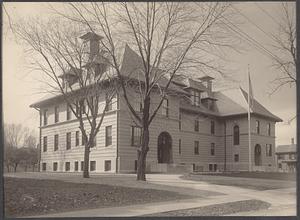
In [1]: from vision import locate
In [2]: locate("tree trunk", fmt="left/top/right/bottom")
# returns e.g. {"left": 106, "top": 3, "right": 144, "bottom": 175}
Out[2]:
{"left": 83, "top": 143, "right": 90, "bottom": 178}
{"left": 137, "top": 96, "right": 150, "bottom": 181}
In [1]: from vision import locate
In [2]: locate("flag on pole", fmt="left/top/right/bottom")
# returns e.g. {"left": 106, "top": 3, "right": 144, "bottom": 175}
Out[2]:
{"left": 247, "top": 64, "right": 253, "bottom": 172}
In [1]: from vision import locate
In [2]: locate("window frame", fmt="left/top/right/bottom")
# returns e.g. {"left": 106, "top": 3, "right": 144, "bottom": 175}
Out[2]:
{"left": 194, "top": 141, "right": 199, "bottom": 155}
{"left": 234, "top": 154, "right": 239, "bottom": 162}
{"left": 42, "top": 162, "right": 46, "bottom": 171}
{"left": 75, "top": 131, "right": 79, "bottom": 146}
{"left": 54, "top": 106, "right": 59, "bottom": 123}
{"left": 90, "top": 161, "right": 96, "bottom": 171}
{"left": 54, "top": 134, "right": 59, "bottom": 151}
{"left": 105, "top": 126, "right": 112, "bottom": 146}
{"left": 162, "top": 98, "right": 169, "bottom": 117}
{"left": 43, "top": 136, "right": 47, "bottom": 152}
{"left": 267, "top": 123, "right": 271, "bottom": 136}
{"left": 104, "top": 160, "right": 111, "bottom": 171}
{"left": 65, "top": 162, "right": 70, "bottom": 171}
{"left": 210, "top": 143, "right": 215, "bottom": 156}
{"left": 53, "top": 162, "right": 58, "bottom": 171}
{"left": 256, "top": 120, "right": 260, "bottom": 134}
{"left": 66, "top": 104, "right": 72, "bottom": 121}
{"left": 131, "top": 126, "right": 142, "bottom": 146}
{"left": 66, "top": 132, "right": 71, "bottom": 150}
{"left": 43, "top": 109, "right": 48, "bottom": 126}
{"left": 194, "top": 119, "right": 199, "bottom": 132}
{"left": 74, "top": 161, "right": 79, "bottom": 171}
{"left": 233, "top": 125, "right": 240, "bottom": 145}
{"left": 179, "top": 139, "right": 182, "bottom": 155}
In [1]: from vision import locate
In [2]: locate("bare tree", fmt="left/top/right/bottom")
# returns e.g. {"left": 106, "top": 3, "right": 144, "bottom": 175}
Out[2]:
{"left": 270, "top": 3, "right": 296, "bottom": 95}
{"left": 9, "top": 17, "right": 117, "bottom": 178}
{"left": 59, "top": 2, "right": 239, "bottom": 180}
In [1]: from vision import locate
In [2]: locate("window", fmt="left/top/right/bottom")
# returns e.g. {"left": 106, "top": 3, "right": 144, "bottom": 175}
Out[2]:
{"left": 54, "top": 106, "right": 59, "bottom": 123}
{"left": 43, "top": 136, "right": 47, "bottom": 152}
{"left": 233, "top": 125, "right": 240, "bottom": 145}
{"left": 75, "top": 131, "right": 79, "bottom": 146}
{"left": 90, "top": 161, "right": 96, "bottom": 171}
{"left": 266, "top": 144, "right": 272, "bottom": 156}
{"left": 209, "top": 164, "right": 213, "bottom": 172}
{"left": 267, "top": 123, "right": 271, "bottom": 136}
{"left": 179, "top": 139, "right": 182, "bottom": 155}
{"left": 81, "top": 161, "right": 84, "bottom": 171}
{"left": 65, "top": 162, "right": 70, "bottom": 171}
{"left": 234, "top": 154, "right": 239, "bottom": 162}
{"left": 66, "top": 104, "right": 71, "bottom": 120}
{"left": 194, "top": 119, "right": 199, "bottom": 132}
{"left": 210, "top": 143, "right": 215, "bottom": 156}
{"left": 256, "top": 120, "right": 260, "bottom": 134}
{"left": 179, "top": 112, "right": 181, "bottom": 130}
{"left": 134, "top": 160, "right": 138, "bottom": 172}
{"left": 105, "top": 160, "right": 111, "bottom": 171}
{"left": 42, "top": 163, "right": 46, "bottom": 171}
{"left": 66, "top": 132, "right": 71, "bottom": 150}
{"left": 105, "top": 93, "right": 113, "bottom": 111}
{"left": 74, "top": 161, "right": 78, "bottom": 171}
{"left": 194, "top": 141, "right": 199, "bottom": 155}
{"left": 191, "top": 90, "right": 201, "bottom": 106}
{"left": 131, "top": 126, "right": 141, "bottom": 146}
{"left": 105, "top": 126, "right": 112, "bottom": 146}
{"left": 278, "top": 163, "right": 282, "bottom": 169}
{"left": 53, "top": 162, "right": 58, "bottom": 171}
{"left": 82, "top": 131, "right": 86, "bottom": 146}
{"left": 289, "top": 153, "right": 295, "bottom": 160}
{"left": 162, "top": 98, "right": 169, "bottom": 117}
{"left": 278, "top": 154, "right": 284, "bottom": 160}
{"left": 54, "top": 134, "right": 59, "bottom": 151}
{"left": 211, "top": 121, "right": 215, "bottom": 134}
{"left": 43, "top": 109, "right": 48, "bottom": 126}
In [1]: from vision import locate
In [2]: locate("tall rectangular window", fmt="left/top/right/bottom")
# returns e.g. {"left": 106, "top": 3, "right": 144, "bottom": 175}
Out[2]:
{"left": 266, "top": 144, "right": 272, "bottom": 156}
{"left": 75, "top": 131, "right": 79, "bottom": 146}
{"left": 43, "top": 109, "right": 48, "bottom": 126}
{"left": 105, "top": 160, "right": 111, "bottom": 171}
{"left": 162, "top": 98, "right": 169, "bottom": 117}
{"left": 131, "top": 126, "right": 142, "bottom": 146}
{"left": 105, "top": 93, "right": 113, "bottom": 111}
{"left": 194, "top": 90, "right": 201, "bottom": 106}
{"left": 91, "top": 135, "right": 97, "bottom": 148}
{"left": 234, "top": 154, "right": 239, "bottom": 162}
{"left": 90, "top": 161, "right": 96, "bottom": 171}
{"left": 54, "top": 134, "right": 59, "bottom": 151}
{"left": 179, "top": 112, "right": 182, "bottom": 130}
{"left": 256, "top": 120, "right": 260, "bottom": 134}
{"left": 66, "top": 132, "right": 71, "bottom": 150}
{"left": 194, "top": 119, "right": 199, "bottom": 132}
{"left": 66, "top": 104, "right": 71, "bottom": 120}
{"left": 267, "top": 123, "right": 271, "bottom": 136}
{"left": 42, "top": 163, "right": 46, "bottom": 171}
{"left": 210, "top": 143, "right": 215, "bottom": 156}
{"left": 81, "top": 161, "right": 84, "bottom": 171}
{"left": 65, "top": 162, "right": 70, "bottom": 171}
{"left": 211, "top": 121, "right": 215, "bottom": 134}
{"left": 82, "top": 131, "right": 86, "bottom": 146}
{"left": 53, "top": 162, "right": 58, "bottom": 171}
{"left": 194, "top": 141, "right": 199, "bottom": 155}
{"left": 74, "top": 161, "right": 78, "bottom": 171}
{"left": 105, "top": 126, "right": 112, "bottom": 146}
{"left": 54, "top": 106, "right": 59, "bottom": 123}
{"left": 179, "top": 139, "right": 181, "bottom": 155}
{"left": 43, "top": 136, "right": 47, "bottom": 152}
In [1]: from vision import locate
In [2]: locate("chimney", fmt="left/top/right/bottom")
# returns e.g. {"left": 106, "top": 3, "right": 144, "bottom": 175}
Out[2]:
{"left": 291, "top": 138, "right": 294, "bottom": 145}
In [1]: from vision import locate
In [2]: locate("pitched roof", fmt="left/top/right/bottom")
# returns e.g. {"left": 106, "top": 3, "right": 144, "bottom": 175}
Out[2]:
{"left": 214, "top": 87, "right": 282, "bottom": 122}
{"left": 276, "top": 144, "right": 297, "bottom": 153}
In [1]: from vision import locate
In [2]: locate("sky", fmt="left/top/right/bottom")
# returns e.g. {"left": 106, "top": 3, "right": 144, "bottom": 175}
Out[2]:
{"left": 2, "top": 2, "right": 296, "bottom": 145}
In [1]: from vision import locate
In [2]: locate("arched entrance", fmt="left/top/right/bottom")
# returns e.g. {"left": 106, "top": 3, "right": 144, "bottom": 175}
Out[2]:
{"left": 157, "top": 132, "right": 172, "bottom": 163}
{"left": 254, "top": 144, "right": 262, "bottom": 166}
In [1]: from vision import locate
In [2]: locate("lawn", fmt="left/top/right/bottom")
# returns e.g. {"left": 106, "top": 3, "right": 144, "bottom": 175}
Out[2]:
{"left": 181, "top": 173, "right": 296, "bottom": 190}
{"left": 145, "top": 199, "right": 271, "bottom": 216}
{"left": 4, "top": 177, "right": 191, "bottom": 217}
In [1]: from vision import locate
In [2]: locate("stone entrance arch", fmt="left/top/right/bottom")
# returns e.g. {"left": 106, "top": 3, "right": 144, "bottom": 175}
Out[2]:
{"left": 157, "top": 132, "right": 172, "bottom": 163}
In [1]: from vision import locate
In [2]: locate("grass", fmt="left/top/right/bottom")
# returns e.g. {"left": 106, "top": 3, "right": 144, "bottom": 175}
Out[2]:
{"left": 144, "top": 199, "right": 271, "bottom": 216}
{"left": 4, "top": 177, "right": 191, "bottom": 217}
{"left": 181, "top": 173, "right": 296, "bottom": 190}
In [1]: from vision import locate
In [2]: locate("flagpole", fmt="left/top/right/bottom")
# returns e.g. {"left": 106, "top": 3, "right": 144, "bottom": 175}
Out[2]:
{"left": 248, "top": 64, "right": 252, "bottom": 172}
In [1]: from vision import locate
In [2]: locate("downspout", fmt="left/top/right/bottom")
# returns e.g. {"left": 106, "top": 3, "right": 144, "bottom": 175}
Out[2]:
{"left": 116, "top": 92, "right": 119, "bottom": 173}
{"left": 34, "top": 107, "right": 42, "bottom": 172}
{"left": 224, "top": 120, "right": 227, "bottom": 172}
